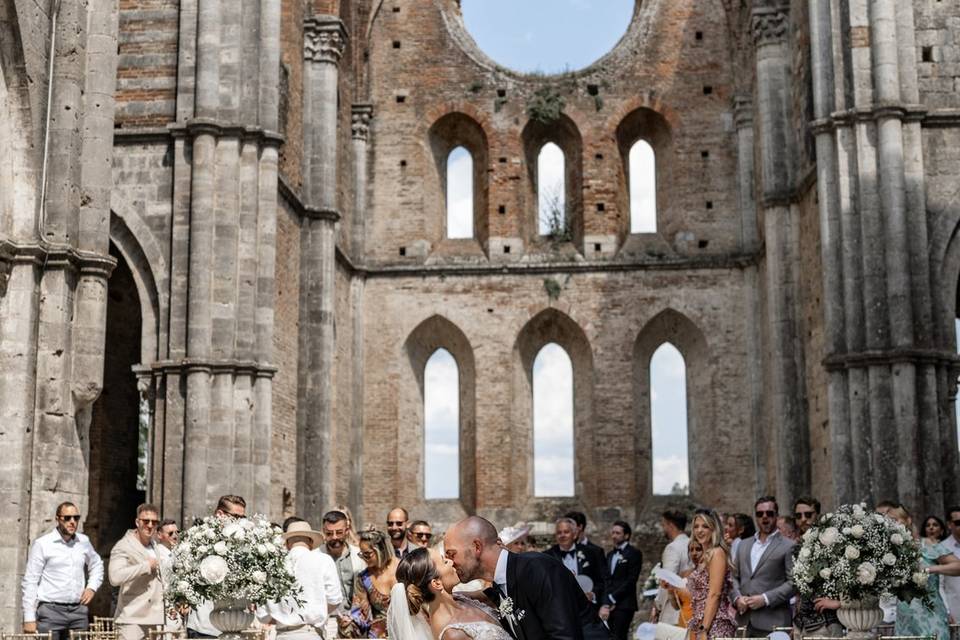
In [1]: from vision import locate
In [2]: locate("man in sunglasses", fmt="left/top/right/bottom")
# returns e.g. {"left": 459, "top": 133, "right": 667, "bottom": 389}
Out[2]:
{"left": 386, "top": 507, "right": 411, "bottom": 558}
{"left": 731, "top": 495, "right": 796, "bottom": 637}
{"left": 21, "top": 501, "right": 104, "bottom": 640}
{"left": 109, "top": 503, "right": 165, "bottom": 640}
{"left": 407, "top": 520, "right": 433, "bottom": 550}
{"left": 188, "top": 494, "right": 246, "bottom": 638}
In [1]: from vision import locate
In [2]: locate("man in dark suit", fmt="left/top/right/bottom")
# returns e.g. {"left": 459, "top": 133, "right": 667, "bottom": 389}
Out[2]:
{"left": 732, "top": 495, "right": 796, "bottom": 637}
{"left": 599, "top": 521, "right": 642, "bottom": 640}
{"left": 444, "top": 516, "right": 611, "bottom": 640}
{"left": 566, "top": 511, "right": 606, "bottom": 561}
{"left": 545, "top": 517, "right": 608, "bottom": 607}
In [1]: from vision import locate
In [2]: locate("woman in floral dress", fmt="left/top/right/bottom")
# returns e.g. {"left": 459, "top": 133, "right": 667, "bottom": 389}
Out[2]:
{"left": 685, "top": 510, "right": 738, "bottom": 640}
{"left": 340, "top": 529, "right": 399, "bottom": 638}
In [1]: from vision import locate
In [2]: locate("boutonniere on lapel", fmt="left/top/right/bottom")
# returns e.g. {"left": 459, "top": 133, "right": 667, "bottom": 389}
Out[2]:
{"left": 616, "top": 556, "right": 628, "bottom": 565}
{"left": 577, "top": 550, "right": 589, "bottom": 568}
{"left": 498, "top": 597, "right": 526, "bottom": 623}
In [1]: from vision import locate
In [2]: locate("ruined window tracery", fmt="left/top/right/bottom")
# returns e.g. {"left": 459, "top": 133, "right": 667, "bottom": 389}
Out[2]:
{"left": 424, "top": 348, "right": 460, "bottom": 499}
{"left": 629, "top": 139, "right": 657, "bottom": 233}
{"left": 446, "top": 146, "right": 474, "bottom": 239}
{"left": 533, "top": 341, "right": 575, "bottom": 496}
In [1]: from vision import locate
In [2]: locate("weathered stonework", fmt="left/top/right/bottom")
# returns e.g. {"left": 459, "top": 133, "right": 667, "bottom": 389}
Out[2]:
{"left": 3, "top": 0, "right": 960, "bottom": 629}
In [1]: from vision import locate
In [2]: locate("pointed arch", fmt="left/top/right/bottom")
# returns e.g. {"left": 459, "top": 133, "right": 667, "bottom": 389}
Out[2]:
{"left": 401, "top": 315, "right": 477, "bottom": 516}
{"left": 428, "top": 112, "right": 489, "bottom": 245}
{"left": 633, "top": 309, "right": 711, "bottom": 504}
{"left": 512, "top": 308, "right": 596, "bottom": 504}
{"left": 522, "top": 114, "right": 584, "bottom": 248}
{"left": 616, "top": 107, "right": 672, "bottom": 240}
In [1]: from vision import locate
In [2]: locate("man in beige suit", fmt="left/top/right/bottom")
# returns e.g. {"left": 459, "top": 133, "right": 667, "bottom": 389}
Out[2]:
{"left": 109, "top": 503, "right": 165, "bottom": 640}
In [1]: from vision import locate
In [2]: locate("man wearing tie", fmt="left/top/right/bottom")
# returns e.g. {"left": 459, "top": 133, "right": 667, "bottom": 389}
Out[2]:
{"left": 599, "top": 522, "right": 642, "bottom": 640}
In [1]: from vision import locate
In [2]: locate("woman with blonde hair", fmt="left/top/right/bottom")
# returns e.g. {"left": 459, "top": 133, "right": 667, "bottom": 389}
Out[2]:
{"left": 339, "top": 529, "right": 398, "bottom": 638}
{"left": 685, "top": 509, "right": 737, "bottom": 639}
{"left": 336, "top": 504, "right": 362, "bottom": 548}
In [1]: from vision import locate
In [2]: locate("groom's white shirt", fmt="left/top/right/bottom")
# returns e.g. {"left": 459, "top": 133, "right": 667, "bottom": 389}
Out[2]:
{"left": 494, "top": 548, "right": 509, "bottom": 597}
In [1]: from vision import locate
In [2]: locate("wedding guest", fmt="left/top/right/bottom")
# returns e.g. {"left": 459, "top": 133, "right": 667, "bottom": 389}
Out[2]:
{"left": 793, "top": 497, "right": 820, "bottom": 535}
{"left": 187, "top": 494, "right": 246, "bottom": 638}
{"left": 888, "top": 504, "right": 960, "bottom": 640}
{"left": 154, "top": 518, "right": 182, "bottom": 632}
{"left": 282, "top": 516, "right": 306, "bottom": 531}
{"left": 922, "top": 516, "right": 948, "bottom": 547}
{"left": 21, "top": 502, "right": 104, "bottom": 640}
{"left": 386, "top": 508, "right": 412, "bottom": 559}
{"left": 600, "top": 521, "right": 642, "bottom": 640}
{"left": 407, "top": 520, "right": 433, "bottom": 550}
{"left": 732, "top": 496, "right": 795, "bottom": 637}
{"left": 942, "top": 506, "right": 960, "bottom": 621}
{"left": 339, "top": 529, "right": 398, "bottom": 638}
{"left": 777, "top": 516, "right": 799, "bottom": 541}
{"left": 652, "top": 510, "right": 692, "bottom": 625}
{"left": 320, "top": 511, "right": 365, "bottom": 604}
{"left": 724, "top": 514, "right": 754, "bottom": 562}
{"left": 566, "top": 510, "right": 606, "bottom": 559}
{"left": 109, "top": 504, "right": 165, "bottom": 640}
{"left": 498, "top": 523, "right": 531, "bottom": 553}
{"left": 685, "top": 510, "right": 737, "bottom": 639}
{"left": 335, "top": 504, "right": 361, "bottom": 548}
{"left": 155, "top": 519, "right": 179, "bottom": 550}
{"left": 259, "top": 520, "right": 342, "bottom": 640}
{"left": 545, "top": 517, "right": 606, "bottom": 605}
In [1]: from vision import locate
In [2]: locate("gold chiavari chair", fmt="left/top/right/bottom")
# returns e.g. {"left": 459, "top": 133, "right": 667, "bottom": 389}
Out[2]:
{"left": 0, "top": 633, "right": 54, "bottom": 640}
{"left": 878, "top": 636, "right": 937, "bottom": 640}
{"left": 147, "top": 627, "right": 186, "bottom": 640}
{"left": 949, "top": 623, "right": 960, "bottom": 640}
{"left": 877, "top": 624, "right": 897, "bottom": 637}
{"left": 92, "top": 618, "right": 115, "bottom": 633}
{"left": 68, "top": 631, "right": 115, "bottom": 640}
{"left": 240, "top": 628, "right": 268, "bottom": 640}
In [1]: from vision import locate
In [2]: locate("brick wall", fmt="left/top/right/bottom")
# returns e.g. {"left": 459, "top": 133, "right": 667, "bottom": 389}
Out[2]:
{"left": 115, "top": 0, "right": 179, "bottom": 127}
{"left": 915, "top": 0, "right": 960, "bottom": 108}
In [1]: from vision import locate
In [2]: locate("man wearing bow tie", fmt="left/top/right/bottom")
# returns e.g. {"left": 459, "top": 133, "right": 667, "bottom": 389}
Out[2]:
{"left": 545, "top": 517, "right": 607, "bottom": 608}
{"left": 600, "top": 522, "right": 642, "bottom": 640}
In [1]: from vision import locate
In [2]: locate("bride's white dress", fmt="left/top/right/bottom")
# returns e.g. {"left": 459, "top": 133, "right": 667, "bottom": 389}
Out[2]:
{"left": 439, "top": 595, "right": 512, "bottom": 640}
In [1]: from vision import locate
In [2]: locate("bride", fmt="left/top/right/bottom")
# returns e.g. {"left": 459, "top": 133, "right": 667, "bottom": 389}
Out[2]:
{"left": 387, "top": 547, "right": 511, "bottom": 640}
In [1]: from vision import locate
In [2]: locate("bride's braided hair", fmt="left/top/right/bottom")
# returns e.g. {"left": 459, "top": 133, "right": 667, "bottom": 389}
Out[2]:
{"left": 395, "top": 547, "right": 438, "bottom": 615}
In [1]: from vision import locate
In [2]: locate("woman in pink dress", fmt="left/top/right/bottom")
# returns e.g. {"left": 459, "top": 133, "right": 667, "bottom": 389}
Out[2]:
{"left": 686, "top": 509, "right": 738, "bottom": 640}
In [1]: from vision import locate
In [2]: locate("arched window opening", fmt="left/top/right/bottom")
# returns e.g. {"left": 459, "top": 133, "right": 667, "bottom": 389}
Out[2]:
{"left": 533, "top": 342, "right": 574, "bottom": 496}
{"left": 651, "top": 342, "right": 689, "bottom": 495}
{"left": 424, "top": 348, "right": 460, "bottom": 499}
{"left": 537, "top": 142, "right": 566, "bottom": 236}
{"left": 446, "top": 146, "right": 474, "bottom": 239}
{"left": 629, "top": 139, "right": 657, "bottom": 233}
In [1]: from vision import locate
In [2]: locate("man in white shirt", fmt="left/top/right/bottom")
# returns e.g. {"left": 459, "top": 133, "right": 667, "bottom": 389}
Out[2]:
{"left": 154, "top": 518, "right": 182, "bottom": 631}
{"left": 109, "top": 504, "right": 166, "bottom": 640}
{"left": 318, "top": 510, "right": 364, "bottom": 639}
{"left": 942, "top": 506, "right": 960, "bottom": 620}
{"left": 187, "top": 495, "right": 247, "bottom": 638}
{"left": 21, "top": 501, "right": 105, "bottom": 640}
{"left": 652, "top": 509, "right": 691, "bottom": 625}
{"left": 259, "top": 520, "right": 342, "bottom": 640}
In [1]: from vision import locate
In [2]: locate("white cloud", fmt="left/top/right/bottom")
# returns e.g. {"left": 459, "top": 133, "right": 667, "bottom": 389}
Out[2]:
{"left": 425, "top": 349, "right": 460, "bottom": 499}
{"left": 651, "top": 343, "right": 689, "bottom": 493}
{"left": 446, "top": 147, "right": 474, "bottom": 239}
{"left": 653, "top": 454, "right": 689, "bottom": 495}
{"left": 534, "top": 343, "right": 574, "bottom": 496}
{"left": 629, "top": 140, "right": 657, "bottom": 233}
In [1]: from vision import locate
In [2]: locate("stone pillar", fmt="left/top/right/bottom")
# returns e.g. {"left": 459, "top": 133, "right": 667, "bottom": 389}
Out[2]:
{"left": 351, "top": 104, "right": 373, "bottom": 258}
{"left": 297, "top": 15, "right": 347, "bottom": 522}
{"left": 753, "top": 4, "right": 809, "bottom": 506}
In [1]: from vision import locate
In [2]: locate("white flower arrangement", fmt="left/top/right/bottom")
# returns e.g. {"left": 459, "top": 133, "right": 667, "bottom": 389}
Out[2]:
{"left": 165, "top": 515, "right": 301, "bottom": 609}
{"left": 790, "top": 503, "right": 929, "bottom": 606}
{"left": 577, "top": 550, "right": 590, "bottom": 568}
{"left": 497, "top": 597, "right": 526, "bottom": 623}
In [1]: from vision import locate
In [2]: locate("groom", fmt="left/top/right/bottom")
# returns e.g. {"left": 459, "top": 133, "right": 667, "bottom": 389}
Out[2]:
{"left": 444, "top": 516, "right": 611, "bottom": 640}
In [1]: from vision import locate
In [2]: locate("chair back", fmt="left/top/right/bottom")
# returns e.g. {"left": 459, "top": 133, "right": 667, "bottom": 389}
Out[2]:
{"left": 1, "top": 633, "right": 54, "bottom": 640}
{"left": 68, "top": 630, "right": 117, "bottom": 640}
{"left": 147, "top": 628, "right": 186, "bottom": 640}
{"left": 92, "top": 619, "right": 115, "bottom": 633}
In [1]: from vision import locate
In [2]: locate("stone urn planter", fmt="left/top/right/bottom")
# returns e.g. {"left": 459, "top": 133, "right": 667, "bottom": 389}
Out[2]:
{"left": 836, "top": 599, "right": 884, "bottom": 640}
{"left": 210, "top": 598, "right": 255, "bottom": 639}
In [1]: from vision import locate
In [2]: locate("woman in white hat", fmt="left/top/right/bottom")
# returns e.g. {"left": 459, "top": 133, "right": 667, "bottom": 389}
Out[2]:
{"left": 498, "top": 523, "right": 532, "bottom": 553}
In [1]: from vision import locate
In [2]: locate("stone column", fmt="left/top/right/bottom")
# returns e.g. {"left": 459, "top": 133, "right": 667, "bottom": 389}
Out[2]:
{"left": 753, "top": 4, "right": 809, "bottom": 506}
{"left": 351, "top": 104, "right": 373, "bottom": 258}
{"left": 297, "top": 16, "right": 347, "bottom": 521}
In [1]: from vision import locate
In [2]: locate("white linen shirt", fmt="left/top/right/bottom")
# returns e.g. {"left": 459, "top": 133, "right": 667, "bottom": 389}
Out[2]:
{"left": 494, "top": 548, "right": 509, "bottom": 598}
{"left": 748, "top": 531, "right": 779, "bottom": 606}
{"left": 940, "top": 535, "right": 960, "bottom": 616}
{"left": 258, "top": 546, "right": 342, "bottom": 628}
{"left": 21, "top": 528, "right": 105, "bottom": 623}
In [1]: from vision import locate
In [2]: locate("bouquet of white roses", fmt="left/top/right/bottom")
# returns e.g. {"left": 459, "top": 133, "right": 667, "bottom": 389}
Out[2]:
{"left": 165, "top": 515, "right": 301, "bottom": 608}
{"left": 789, "top": 503, "right": 929, "bottom": 606}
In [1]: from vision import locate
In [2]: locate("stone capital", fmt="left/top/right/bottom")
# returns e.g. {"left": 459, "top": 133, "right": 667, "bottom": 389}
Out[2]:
{"left": 751, "top": 7, "right": 788, "bottom": 47}
{"left": 304, "top": 15, "right": 348, "bottom": 64}
{"left": 351, "top": 104, "right": 374, "bottom": 140}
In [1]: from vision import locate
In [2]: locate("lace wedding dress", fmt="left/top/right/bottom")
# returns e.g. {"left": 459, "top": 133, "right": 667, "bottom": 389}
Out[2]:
{"left": 439, "top": 595, "right": 513, "bottom": 640}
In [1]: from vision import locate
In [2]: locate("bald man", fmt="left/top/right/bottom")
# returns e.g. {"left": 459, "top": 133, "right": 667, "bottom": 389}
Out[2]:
{"left": 444, "top": 516, "right": 611, "bottom": 640}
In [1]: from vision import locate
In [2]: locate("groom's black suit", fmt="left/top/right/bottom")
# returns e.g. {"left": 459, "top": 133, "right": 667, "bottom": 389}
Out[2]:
{"left": 485, "top": 551, "right": 611, "bottom": 640}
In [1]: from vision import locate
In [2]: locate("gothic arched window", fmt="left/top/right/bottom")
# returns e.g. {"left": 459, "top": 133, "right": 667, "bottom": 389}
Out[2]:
{"left": 424, "top": 348, "right": 460, "bottom": 499}
{"left": 446, "top": 146, "right": 474, "bottom": 239}
{"left": 629, "top": 139, "right": 657, "bottom": 233}
{"left": 537, "top": 142, "right": 566, "bottom": 236}
{"left": 650, "top": 342, "right": 689, "bottom": 495}
{"left": 533, "top": 342, "right": 574, "bottom": 496}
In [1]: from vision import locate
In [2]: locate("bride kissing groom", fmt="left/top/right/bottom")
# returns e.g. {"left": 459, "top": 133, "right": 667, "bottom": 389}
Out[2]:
{"left": 387, "top": 515, "right": 611, "bottom": 640}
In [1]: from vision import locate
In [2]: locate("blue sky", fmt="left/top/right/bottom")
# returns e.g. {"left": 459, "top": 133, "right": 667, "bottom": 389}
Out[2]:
{"left": 424, "top": 0, "right": 690, "bottom": 499}
{"left": 461, "top": 0, "right": 635, "bottom": 74}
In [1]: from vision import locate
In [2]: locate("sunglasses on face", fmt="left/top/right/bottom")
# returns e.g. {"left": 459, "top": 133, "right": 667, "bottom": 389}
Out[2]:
{"left": 360, "top": 551, "right": 376, "bottom": 559}
{"left": 794, "top": 512, "right": 816, "bottom": 520}
{"left": 387, "top": 521, "right": 405, "bottom": 526}
{"left": 59, "top": 515, "right": 81, "bottom": 522}
{"left": 138, "top": 518, "right": 160, "bottom": 526}
{"left": 414, "top": 532, "right": 433, "bottom": 540}
{"left": 756, "top": 510, "right": 777, "bottom": 518}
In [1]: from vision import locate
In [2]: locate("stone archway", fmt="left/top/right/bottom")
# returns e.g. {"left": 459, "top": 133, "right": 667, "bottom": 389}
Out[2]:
{"left": 86, "top": 243, "right": 145, "bottom": 616}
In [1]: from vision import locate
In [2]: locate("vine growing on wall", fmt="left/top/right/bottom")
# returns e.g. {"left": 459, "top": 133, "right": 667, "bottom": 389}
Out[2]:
{"left": 527, "top": 87, "right": 566, "bottom": 124}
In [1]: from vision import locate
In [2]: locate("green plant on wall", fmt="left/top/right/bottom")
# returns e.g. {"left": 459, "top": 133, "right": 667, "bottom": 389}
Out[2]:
{"left": 527, "top": 87, "right": 565, "bottom": 124}
{"left": 539, "top": 186, "right": 572, "bottom": 245}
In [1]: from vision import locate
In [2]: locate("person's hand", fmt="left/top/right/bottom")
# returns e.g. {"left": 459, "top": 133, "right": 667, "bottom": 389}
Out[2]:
{"left": 746, "top": 595, "right": 764, "bottom": 610}
{"left": 23, "top": 622, "right": 37, "bottom": 633}
{"left": 735, "top": 597, "right": 748, "bottom": 614}
{"left": 80, "top": 588, "right": 95, "bottom": 605}
{"left": 813, "top": 598, "right": 841, "bottom": 613}
{"left": 599, "top": 605, "right": 611, "bottom": 621}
